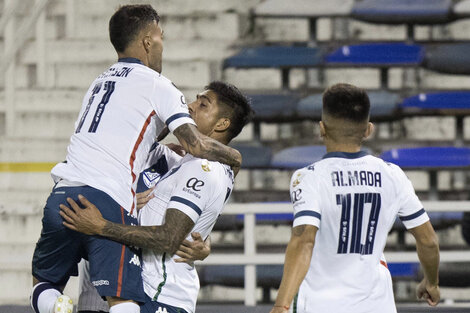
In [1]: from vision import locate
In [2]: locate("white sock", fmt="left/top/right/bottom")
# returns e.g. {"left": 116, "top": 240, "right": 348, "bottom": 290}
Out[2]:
{"left": 31, "top": 282, "right": 61, "bottom": 313}
{"left": 109, "top": 302, "right": 140, "bottom": 313}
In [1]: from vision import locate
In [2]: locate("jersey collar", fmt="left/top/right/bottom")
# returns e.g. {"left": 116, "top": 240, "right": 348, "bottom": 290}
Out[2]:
{"left": 322, "top": 150, "right": 368, "bottom": 160}
{"left": 118, "top": 57, "right": 144, "bottom": 65}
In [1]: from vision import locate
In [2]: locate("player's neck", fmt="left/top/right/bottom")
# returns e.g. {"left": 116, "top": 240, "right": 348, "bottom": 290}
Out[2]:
{"left": 324, "top": 141, "right": 361, "bottom": 153}
{"left": 117, "top": 51, "right": 147, "bottom": 67}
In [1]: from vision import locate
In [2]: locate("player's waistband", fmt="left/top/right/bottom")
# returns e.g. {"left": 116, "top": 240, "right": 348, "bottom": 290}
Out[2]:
{"left": 55, "top": 178, "right": 86, "bottom": 189}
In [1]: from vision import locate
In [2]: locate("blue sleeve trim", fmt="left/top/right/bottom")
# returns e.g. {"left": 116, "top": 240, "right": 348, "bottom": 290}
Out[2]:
{"left": 165, "top": 113, "right": 191, "bottom": 126}
{"left": 170, "top": 196, "right": 202, "bottom": 216}
{"left": 400, "top": 208, "right": 426, "bottom": 221}
{"left": 294, "top": 210, "right": 321, "bottom": 220}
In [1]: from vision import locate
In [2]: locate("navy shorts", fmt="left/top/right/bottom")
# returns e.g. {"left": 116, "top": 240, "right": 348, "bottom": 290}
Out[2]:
{"left": 140, "top": 295, "right": 188, "bottom": 313}
{"left": 32, "top": 185, "right": 146, "bottom": 303}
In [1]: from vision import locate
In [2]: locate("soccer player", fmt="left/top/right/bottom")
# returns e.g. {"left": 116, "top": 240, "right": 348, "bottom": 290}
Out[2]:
{"left": 270, "top": 83, "right": 440, "bottom": 313}
{"left": 59, "top": 81, "right": 254, "bottom": 313}
{"left": 30, "top": 5, "right": 242, "bottom": 313}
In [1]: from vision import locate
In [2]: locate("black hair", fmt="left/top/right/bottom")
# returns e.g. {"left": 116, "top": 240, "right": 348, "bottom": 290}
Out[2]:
{"left": 109, "top": 4, "right": 160, "bottom": 53}
{"left": 205, "top": 81, "right": 254, "bottom": 142}
{"left": 322, "top": 83, "right": 370, "bottom": 123}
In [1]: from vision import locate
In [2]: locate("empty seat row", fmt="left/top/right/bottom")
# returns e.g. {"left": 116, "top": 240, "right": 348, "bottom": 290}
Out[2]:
{"left": 247, "top": 90, "right": 470, "bottom": 123}
{"left": 232, "top": 145, "right": 470, "bottom": 170}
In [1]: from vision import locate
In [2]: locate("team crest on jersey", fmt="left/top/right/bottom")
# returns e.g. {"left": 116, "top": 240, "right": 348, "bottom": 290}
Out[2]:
{"left": 143, "top": 170, "right": 163, "bottom": 188}
{"left": 201, "top": 160, "right": 211, "bottom": 172}
{"left": 292, "top": 172, "right": 303, "bottom": 187}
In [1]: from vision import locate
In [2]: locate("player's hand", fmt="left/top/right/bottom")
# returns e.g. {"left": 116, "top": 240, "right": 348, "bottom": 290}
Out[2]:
{"left": 59, "top": 195, "right": 106, "bottom": 236}
{"left": 270, "top": 306, "right": 289, "bottom": 313}
{"left": 136, "top": 187, "right": 155, "bottom": 211}
{"left": 416, "top": 278, "right": 440, "bottom": 306}
{"left": 174, "top": 232, "right": 211, "bottom": 264}
{"left": 166, "top": 143, "right": 187, "bottom": 157}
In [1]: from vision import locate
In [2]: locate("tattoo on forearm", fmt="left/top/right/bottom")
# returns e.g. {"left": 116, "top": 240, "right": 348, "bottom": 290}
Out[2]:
{"left": 293, "top": 225, "right": 306, "bottom": 237}
{"left": 174, "top": 124, "right": 241, "bottom": 167}
{"left": 101, "top": 209, "right": 195, "bottom": 254}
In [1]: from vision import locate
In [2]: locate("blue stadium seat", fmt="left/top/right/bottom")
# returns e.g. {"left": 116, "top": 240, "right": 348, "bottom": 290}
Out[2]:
{"left": 326, "top": 43, "right": 423, "bottom": 66}
{"left": 297, "top": 91, "right": 399, "bottom": 120}
{"left": 402, "top": 92, "right": 470, "bottom": 110}
{"left": 271, "top": 145, "right": 326, "bottom": 169}
{"left": 424, "top": 43, "right": 470, "bottom": 75}
{"left": 380, "top": 147, "right": 470, "bottom": 168}
{"left": 248, "top": 93, "right": 300, "bottom": 121}
{"left": 352, "top": 0, "right": 454, "bottom": 24}
{"left": 230, "top": 144, "right": 272, "bottom": 169}
{"left": 255, "top": 0, "right": 353, "bottom": 18}
{"left": 223, "top": 46, "right": 322, "bottom": 69}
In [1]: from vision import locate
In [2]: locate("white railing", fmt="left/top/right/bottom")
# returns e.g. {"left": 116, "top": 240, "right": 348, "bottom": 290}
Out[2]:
{"left": 199, "top": 201, "right": 470, "bottom": 306}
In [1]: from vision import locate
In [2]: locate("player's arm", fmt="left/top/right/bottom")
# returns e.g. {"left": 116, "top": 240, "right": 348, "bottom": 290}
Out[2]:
{"left": 270, "top": 225, "right": 317, "bottom": 313}
{"left": 59, "top": 195, "right": 194, "bottom": 255}
{"left": 408, "top": 221, "right": 440, "bottom": 306}
{"left": 173, "top": 123, "right": 241, "bottom": 173}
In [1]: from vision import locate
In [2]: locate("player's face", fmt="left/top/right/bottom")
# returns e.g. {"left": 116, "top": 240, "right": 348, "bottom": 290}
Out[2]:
{"left": 188, "top": 90, "right": 221, "bottom": 137}
{"left": 146, "top": 21, "right": 163, "bottom": 73}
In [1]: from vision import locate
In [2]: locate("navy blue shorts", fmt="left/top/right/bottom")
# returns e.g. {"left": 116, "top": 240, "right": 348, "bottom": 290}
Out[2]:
{"left": 140, "top": 295, "right": 188, "bottom": 313}
{"left": 32, "top": 185, "right": 146, "bottom": 303}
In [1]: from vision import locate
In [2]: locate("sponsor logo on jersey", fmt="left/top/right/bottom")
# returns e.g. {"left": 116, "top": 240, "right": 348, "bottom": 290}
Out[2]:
{"left": 186, "top": 177, "right": 205, "bottom": 191}
{"left": 201, "top": 160, "right": 211, "bottom": 172}
{"left": 156, "top": 307, "right": 168, "bottom": 313}
{"left": 292, "top": 172, "right": 303, "bottom": 187}
{"left": 92, "top": 280, "right": 110, "bottom": 286}
{"left": 291, "top": 189, "right": 302, "bottom": 203}
{"left": 129, "top": 254, "right": 141, "bottom": 267}
{"left": 180, "top": 95, "right": 187, "bottom": 105}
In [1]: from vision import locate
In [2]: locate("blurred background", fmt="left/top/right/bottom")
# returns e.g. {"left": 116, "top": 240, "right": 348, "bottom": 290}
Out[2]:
{"left": 1, "top": 0, "right": 470, "bottom": 312}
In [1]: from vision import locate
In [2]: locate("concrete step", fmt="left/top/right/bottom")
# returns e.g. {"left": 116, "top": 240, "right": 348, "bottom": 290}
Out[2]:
{"left": 0, "top": 212, "right": 43, "bottom": 244}
{"left": 0, "top": 137, "right": 69, "bottom": 162}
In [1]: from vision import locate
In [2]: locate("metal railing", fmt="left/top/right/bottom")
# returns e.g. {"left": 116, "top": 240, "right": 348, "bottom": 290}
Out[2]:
{"left": 200, "top": 201, "right": 470, "bottom": 306}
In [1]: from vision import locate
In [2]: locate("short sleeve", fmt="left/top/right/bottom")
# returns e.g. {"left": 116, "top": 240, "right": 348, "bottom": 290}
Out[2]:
{"left": 291, "top": 168, "right": 322, "bottom": 228}
{"left": 394, "top": 166, "right": 429, "bottom": 229}
{"left": 152, "top": 80, "right": 195, "bottom": 133}
{"left": 167, "top": 159, "right": 217, "bottom": 223}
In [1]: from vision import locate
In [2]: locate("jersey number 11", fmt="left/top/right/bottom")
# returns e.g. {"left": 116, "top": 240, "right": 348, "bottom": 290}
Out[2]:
{"left": 336, "top": 192, "right": 381, "bottom": 255}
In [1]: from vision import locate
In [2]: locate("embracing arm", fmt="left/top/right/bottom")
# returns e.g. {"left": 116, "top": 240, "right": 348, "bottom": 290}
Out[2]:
{"left": 270, "top": 225, "right": 317, "bottom": 313}
{"left": 60, "top": 195, "right": 194, "bottom": 255}
{"left": 173, "top": 123, "right": 241, "bottom": 172}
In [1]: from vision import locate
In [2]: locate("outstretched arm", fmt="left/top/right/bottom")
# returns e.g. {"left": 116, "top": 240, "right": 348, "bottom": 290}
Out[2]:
{"left": 173, "top": 123, "right": 241, "bottom": 173}
{"left": 60, "top": 195, "right": 194, "bottom": 255}
{"left": 409, "top": 221, "right": 440, "bottom": 306}
{"left": 270, "top": 225, "right": 317, "bottom": 313}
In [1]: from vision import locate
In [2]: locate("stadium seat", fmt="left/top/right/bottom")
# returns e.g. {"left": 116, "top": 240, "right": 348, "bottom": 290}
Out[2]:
{"left": 326, "top": 43, "right": 423, "bottom": 88}
{"left": 297, "top": 90, "right": 399, "bottom": 120}
{"left": 380, "top": 147, "right": 470, "bottom": 168}
{"left": 401, "top": 92, "right": 470, "bottom": 111}
{"left": 230, "top": 143, "right": 272, "bottom": 169}
{"left": 423, "top": 43, "right": 470, "bottom": 75}
{"left": 223, "top": 46, "right": 323, "bottom": 88}
{"left": 352, "top": 0, "right": 454, "bottom": 25}
{"left": 270, "top": 145, "right": 326, "bottom": 169}
{"left": 453, "top": 0, "right": 470, "bottom": 18}
{"left": 248, "top": 93, "right": 300, "bottom": 122}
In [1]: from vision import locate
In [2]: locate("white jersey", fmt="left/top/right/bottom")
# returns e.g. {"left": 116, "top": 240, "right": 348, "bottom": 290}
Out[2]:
{"left": 291, "top": 151, "right": 429, "bottom": 313}
{"left": 140, "top": 155, "right": 234, "bottom": 313}
{"left": 51, "top": 58, "right": 195, "bottom": 216}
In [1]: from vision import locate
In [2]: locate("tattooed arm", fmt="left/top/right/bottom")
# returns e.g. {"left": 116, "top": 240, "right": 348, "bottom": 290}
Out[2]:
{"left": 270, "top": 225, "right": 318, "bottom": 313}
{"left": 59, "top": 195, "right": 194, "bottom": 255}
{"left": 173, "top": 123, "right": 241, "bottom": 174}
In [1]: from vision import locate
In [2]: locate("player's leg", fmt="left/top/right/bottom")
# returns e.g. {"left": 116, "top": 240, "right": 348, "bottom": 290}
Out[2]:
{"left": 139, "top": 294, "right": 189, "bottom": 313}
{"left": 31, "top": 186, "right": 86, "bottom": 313}
{"left": 85, "top": 189, "right": 146, "bottom": 313}
{"left": 78, "top": 260, "right": 109, "bottom": 313}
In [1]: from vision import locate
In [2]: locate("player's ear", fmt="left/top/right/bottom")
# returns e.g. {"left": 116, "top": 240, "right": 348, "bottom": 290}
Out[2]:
{"left": 364, "top": 122, "right": 374, "bottom": 139}
{"left": 214, "top": 117, "right": 230, "bottom": 132}
{"left": 319, "top": 121, "right": 326, "bottom": 138}
{"left": 143, "top": 35, "right": 151, "bottom": 54}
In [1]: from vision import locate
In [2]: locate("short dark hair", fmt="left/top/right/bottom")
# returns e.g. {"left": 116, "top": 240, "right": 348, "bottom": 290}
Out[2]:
{"left": 109, "top": 5, "right": 160, "bottom": 53}
{"left": 322, "top": 83, "right": 370, "bottom": 123}
{"left": 205, "top": 81, "right": 254, "bottom": 142}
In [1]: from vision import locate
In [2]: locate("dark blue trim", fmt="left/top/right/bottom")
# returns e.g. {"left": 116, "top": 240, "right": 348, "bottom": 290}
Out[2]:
{"left": 165, "top": 113, "right": 192, "bottom": 126}
{"left": 118, "top": 57, "right": 143, "bottom": 65}
{"left": 322, "top": 151, "right": 369, "bottom": 160}
{"left": 294, "top": 210, "right": 321, "bottom": 220}
{"left": 170, "top": 196, "right": 202, "bottom": 216}
{"left": 400, "top": 208, "right": 426, "bottom": 221}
